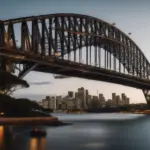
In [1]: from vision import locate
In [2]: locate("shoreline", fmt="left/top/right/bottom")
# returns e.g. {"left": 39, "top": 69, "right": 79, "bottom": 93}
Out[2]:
{"left": 0, "top": 111, "right": 149, "bottom": 126}
{"left": 0, "top": 116, "right": 72, "bottom": 126}
{"left": 54, "top": 110, "right": 150, "bottom": 115}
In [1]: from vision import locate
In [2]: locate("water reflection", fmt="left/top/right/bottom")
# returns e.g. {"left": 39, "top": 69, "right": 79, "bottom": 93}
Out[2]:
{"left": 0, "top": 126, "right": 4, "bottom": 147}
{"left": 29, "top": 137, "right": 47, "bottom": 150}
{"left": 0, "top": 114, "right": 149, "bottom": 150}
{"left": 84, "top": 142, "right": 106, "bottom": 148}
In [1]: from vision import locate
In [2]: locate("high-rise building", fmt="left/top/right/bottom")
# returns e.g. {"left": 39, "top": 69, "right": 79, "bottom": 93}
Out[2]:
{"left": 112, "top": 93, "right": 116, "bottom": 100}
{"left": 85, "top": 89, "right": 89, "bottom": 106}
{"left": 116, "top": 95, "right": 122, "bottom": 106}
{"left": 121, "top": 93, "right": 126, "bottom": 100}
{"left": 46, "top": 96, "right": 50, "bottom": 100}
{"left": 56, "top": 96, "right": 62, "bottom": 110}
{"left": 66, "top": 98, "right": 76, "bottom": 110}
{"left": 61, "top": 99, "right": 67, "bottom": 110}
{"left": 68, "top": 91, "right": 74, "bottom": 98}
{"left": 87, "top": 95, "right": 92, "bottom": 108}
{"left": 75, "top": 92, "right": 78, "bottom": 98}
{"left": 107, "top": 99, "right": 114, "bottom": 107}
{"left": 78, "top": 87, "right": 87, "bottom": 109}
{"left": 42, "top": 99, "right": 49, "bottom": 109}
{"left": 125, "top": 97, "right": 130, "bottom": 105}
{"left": 37, "top": 101, "right": 43, "bottom": 107}
{"left": 48, "top": 96, "right": 56, "bottom": 110}
{"left": 99, "top": 94, "right": 103, "bottom": 100}
{"left": 112, "top": 93, "right": 117, "bottom": 106}
{"left": 75, "top": 98, "right": 82, "bottom": 110}
{"left": 92, "top": 96, "right": 99, "bottom": 108}
{"left": 85, "top": 90, "right": 88, "bottom": 95}
{"left": 99, "top": 93, "right": 106, "bottom": 107}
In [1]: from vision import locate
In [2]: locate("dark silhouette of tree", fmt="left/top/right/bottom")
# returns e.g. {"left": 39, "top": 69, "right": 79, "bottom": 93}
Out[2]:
{"left": 0, "top": 94, "right": 52, "bottom": 117}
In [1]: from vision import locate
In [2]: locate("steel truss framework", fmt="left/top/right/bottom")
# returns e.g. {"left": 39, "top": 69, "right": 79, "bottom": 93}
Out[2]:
{"left": 0, "top": 13, "right": 150, "bottom": 104}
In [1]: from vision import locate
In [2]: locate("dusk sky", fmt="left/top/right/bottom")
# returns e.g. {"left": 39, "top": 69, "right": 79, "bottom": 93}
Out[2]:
{"left": 1, "top": 0, "right": 150, "bottom": 103}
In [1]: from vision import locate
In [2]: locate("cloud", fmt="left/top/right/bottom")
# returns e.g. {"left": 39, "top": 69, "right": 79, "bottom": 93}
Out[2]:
{"left": 29, "top": 81, "right": 52, "bottom": 85}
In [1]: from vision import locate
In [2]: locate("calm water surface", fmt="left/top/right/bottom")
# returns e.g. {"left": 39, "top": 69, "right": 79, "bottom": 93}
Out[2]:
{"left": 0, "top": 113, "right": 150, "bottom": 150}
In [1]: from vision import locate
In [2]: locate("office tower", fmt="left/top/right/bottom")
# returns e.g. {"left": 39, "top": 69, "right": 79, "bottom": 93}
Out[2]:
{"left": 112, "top": 93, "right": 116, "bottom": 105}
{"left": 68, "top": 91, "right": 74, "bottom": 98}
{"left": 78, "top": 87, "right": 87, "bottom": 109}
{"left": 99, "top": 93, "right": 106, "bottom": 107}
{"left": 56, "top": 96, "right": 62, "bottom": 110}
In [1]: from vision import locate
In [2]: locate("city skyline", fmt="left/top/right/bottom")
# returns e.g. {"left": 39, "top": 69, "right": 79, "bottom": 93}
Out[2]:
{"left": 1, "top": 0, "right": 150, "bottom": 103}
{"left": 38, "top": 87, "right": 130, "bottom": 111}
{"left": 37, "top": 86, "right": 131, "bottom": 103}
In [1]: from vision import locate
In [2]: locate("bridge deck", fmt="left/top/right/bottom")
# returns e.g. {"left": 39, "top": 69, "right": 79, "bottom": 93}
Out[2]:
{"left": 1, "top": 48, "right": 150, "bottom": 90}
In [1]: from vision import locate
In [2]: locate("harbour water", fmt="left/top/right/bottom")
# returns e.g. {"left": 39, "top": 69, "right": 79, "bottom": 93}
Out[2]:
{"left": 0, "top": 113, "right": 150, "bottom": 150}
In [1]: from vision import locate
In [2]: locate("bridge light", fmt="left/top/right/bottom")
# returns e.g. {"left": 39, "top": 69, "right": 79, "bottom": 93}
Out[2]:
{"left": 55, "top": 52, "right": 60, "bottom": 57}
{"left": 0, "top": 112, "right": 4, "bottom": 116}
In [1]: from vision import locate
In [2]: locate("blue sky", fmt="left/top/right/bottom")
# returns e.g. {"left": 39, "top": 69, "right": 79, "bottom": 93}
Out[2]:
{"left": 1, "top": 0, "right": 150, "bottom": 103}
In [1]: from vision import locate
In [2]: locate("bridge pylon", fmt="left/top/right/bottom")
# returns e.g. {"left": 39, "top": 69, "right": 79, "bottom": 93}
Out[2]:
{"left": 0, "top": 20, "right": 4, "bottom": 47}
{"left": 0, "top": 58, "right": 7, "bottom": 92}
{"left": 143, "top": 89, "right": 150, "bottom": 106}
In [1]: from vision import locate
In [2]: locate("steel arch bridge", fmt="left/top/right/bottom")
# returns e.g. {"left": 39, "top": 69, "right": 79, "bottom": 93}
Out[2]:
{"left": 0, "top": 13, "right": 150, "bottom": 104}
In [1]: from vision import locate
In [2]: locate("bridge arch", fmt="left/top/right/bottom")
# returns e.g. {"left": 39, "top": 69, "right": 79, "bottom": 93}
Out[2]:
{"left": 3, "top": 13, "right": 149, "bottom": 78}
{"left": 1, "top": 13, "right": 150, "bottom": 103}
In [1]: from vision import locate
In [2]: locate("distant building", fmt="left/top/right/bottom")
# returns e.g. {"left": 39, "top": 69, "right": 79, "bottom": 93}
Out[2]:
{"left": 37, "top": 101, "right": 43, "bottom": 107}
{"left": 56, "top": 96, "right": 62, "bottom": 110}
{"left": 46, "top": 96, "right": 50, "bottom": 100}
{"left": 121, "top": 93, "right": 126, "bottom": 105}
{"left": 68, "top": 91, "right": 74, "bottom": 98}
{"left": 75, "top": 92, "right": 78, "bottom": 98}
{"left": 92, "top": 96, "right": 99, "bottom": 108}
{"left": 48, "top": 96, "right": 56, "bottom": 110}
{"left": 99, "top": 93, "right": 106, "bottom": 107}
{"left": 125, "top": 97, "right": 130, "bottom": 105}
{"left": 37, "top": 89, "right": 131, "bottom": 110}
{"left": 99, "top": 94, "right": 103, "bottom": 100}
{"left": 85, "top": 90, "right": 89, "bottom": 106}
{"left": 75, "top": 98, "right": 82, "bottom": 110}
{"left": 87, "top": 95, "right": 92, "bottom": 108}
{"left": 107, "top": 99, "right": 114, "bottom": 107}
{"left": 121, "top": 93, "right": 126, "bottom": 101}
{"left": 42, "top": 99, "right": 49, "bottom": 109}
{"left": 78, "top": 87, "right": 87, "bottom": 109}
{"left": 112, "top": 93, "right": 117, "bottom": 106}
{"left": 61, "top": 99, "right": 67, "bottom": 110}
{"left": 116, "top": 95, "right": 123, "bottom": 106}
{"left": 66, "top": 98, "right": 75, "bottom": 110}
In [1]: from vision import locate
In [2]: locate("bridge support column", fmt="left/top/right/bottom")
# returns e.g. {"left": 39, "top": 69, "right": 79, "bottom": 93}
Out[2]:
{"left": 0, "top": 58, "right": 7, "bottom": 92}
{"left": 0, "top": 21, "right": 6, "bottom": 94}
{"left": 0, "top": 21, "right": 4, "bottom": 47}
{"left": 143, "top": 89, "right": 150, "bottom": 106}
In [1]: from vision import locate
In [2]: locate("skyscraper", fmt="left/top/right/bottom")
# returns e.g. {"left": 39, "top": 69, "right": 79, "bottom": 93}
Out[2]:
{"left": 112, "top": 93, "right": 117, "bottom": 106}
{"left": 68, "top": 91, "right": 74, "bottom": 98}
{"left": 78, "top": 87, "right": 87, "bottom": 109}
